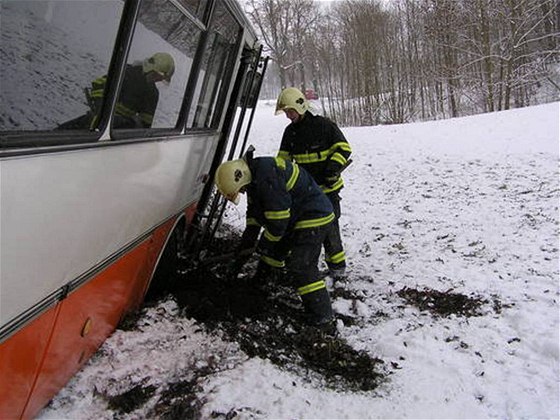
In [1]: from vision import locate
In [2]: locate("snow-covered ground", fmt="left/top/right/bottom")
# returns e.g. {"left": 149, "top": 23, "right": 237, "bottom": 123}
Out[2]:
{"left": 39, "top": 101, "right": 559, "bottom": 419}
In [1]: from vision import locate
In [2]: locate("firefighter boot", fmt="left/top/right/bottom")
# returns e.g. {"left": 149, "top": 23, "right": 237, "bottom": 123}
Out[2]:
{"left": 299, "top": 285, "right": 334, "bottom": 329}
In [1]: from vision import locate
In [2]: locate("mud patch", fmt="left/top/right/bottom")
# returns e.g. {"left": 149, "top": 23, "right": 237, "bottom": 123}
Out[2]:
{"left": 149, "top": 377, "right": 205, "bottom": 419}
{"left": 170, "top": 234, "right": 385, "bottom": 393}
{"left": 106, "top": 384, "right": 157, "bottom": 414}
{"left": 103, "top": 367, "right": 213, "bottom": 418}
{"left": 397, "top": 286, "right": 503, "bottom": 317}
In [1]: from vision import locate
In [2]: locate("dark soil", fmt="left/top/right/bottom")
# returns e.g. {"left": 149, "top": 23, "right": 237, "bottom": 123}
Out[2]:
{"left": 170, "top": 233, "right": 385, "bottom": 393}
{"left": 107, "top": 231, "right": 512, "bottom": 417}
{"left": 396, "top": 286, "right": 503, "bottom": 317}
{"left": 106, "top": 384, "right": 156, "bottom": 414}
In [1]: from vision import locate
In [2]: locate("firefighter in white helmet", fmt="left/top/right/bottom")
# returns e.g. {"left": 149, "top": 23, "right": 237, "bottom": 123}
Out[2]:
{"left": 60, "top": 52, "right": 176, "bottom": 130}
{"left": 275, "top": 87, "right": 352, "bottom": 282}
{"left": 142, "top": 52, "right": 175, "bottom": 83}
{"left": 215, "top": 152, "right": 337, "bottom": 333}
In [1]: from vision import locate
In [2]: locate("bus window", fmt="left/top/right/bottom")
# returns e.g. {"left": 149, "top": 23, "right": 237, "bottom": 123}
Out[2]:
{"left": 240, "top": 70, "right": 263, "bottom": 109}
{"left": 111, "top": 0, "right": 201, "bottom": 131}
{"left": 187, "top": 0, "right": 242, "bottom": 129}
{"left": 0, "top": 0, "right": 123, "bottom": 134}
{"left": 177, "top": 0, "right": 210, "bottom": 21}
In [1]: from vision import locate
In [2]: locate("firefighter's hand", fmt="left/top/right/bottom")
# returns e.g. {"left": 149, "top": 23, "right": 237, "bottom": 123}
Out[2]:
{"left": 324, "top": 174, "right": 339, "bottom": 188}
{"left": 324, "top": 168, "right": 340, "bottom": 188}
{"left": 225, "top": 258, "right": 245, "bottom": 280}
{"left": 225, "top": 246, "right": 254, "bottom": 280}
{"left": 253, "top": 261, "right": 271, "bottom": 280}
{"left": 251, "top": 261, "right": 285, "bottom": 284}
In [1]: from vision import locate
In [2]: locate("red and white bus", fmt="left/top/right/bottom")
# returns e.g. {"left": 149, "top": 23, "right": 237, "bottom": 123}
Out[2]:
{"left": 0, "top": 0, "right": 264, "bottom": 417}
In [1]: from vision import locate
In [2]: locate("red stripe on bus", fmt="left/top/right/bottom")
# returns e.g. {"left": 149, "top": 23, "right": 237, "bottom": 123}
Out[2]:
{"left": 0, "top": 209, "right": 192, "bottom": 419}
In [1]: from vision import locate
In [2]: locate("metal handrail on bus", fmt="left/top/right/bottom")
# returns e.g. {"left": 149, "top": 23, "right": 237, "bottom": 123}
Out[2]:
{"left": 200, "top": 51, "right": 267, "bottom": 250}
{"left": 203, "top": 52, "right": 269, "bottom": 248}
{"left": 185, "top": 46, "right": 268, "bottom": 262}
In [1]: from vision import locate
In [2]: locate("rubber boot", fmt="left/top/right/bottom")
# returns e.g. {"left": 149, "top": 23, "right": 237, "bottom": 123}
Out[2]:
{"left": 300, "top": 287, "right": 334, "bottom": 327}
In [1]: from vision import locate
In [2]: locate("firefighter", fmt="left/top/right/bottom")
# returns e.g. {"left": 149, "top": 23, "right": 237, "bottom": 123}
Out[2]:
{"left": 214, "top": 153, "right": 336, "bottom": 332}
{"left": 59, "top": 52, "right": 175, "bottom": 129}
{"left": 275, "top": 87, "right": 352, "bottom": 280}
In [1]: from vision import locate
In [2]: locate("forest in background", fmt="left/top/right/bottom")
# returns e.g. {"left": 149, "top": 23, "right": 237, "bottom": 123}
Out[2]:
{"left": 243, "top": 0, "right": 559, "bottom": 125}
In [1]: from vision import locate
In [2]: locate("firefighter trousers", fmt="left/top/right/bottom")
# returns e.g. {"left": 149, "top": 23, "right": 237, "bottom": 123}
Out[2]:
{"left": 288, "top": 223, "right": 334, "bottom": 326}
{"left": 324, "top": 192, "right": 346, "bottom": 271}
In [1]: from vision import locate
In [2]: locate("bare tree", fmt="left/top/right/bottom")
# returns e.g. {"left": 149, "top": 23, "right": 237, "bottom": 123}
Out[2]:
{"left": 245, "top": 0, "right": 319, "bottom": 90}
{"left": 245, "top": 0, "right": 559, "bottom": 126}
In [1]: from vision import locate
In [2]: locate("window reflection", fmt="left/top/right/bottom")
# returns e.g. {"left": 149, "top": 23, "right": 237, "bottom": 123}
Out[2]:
{"left": 177, "top": 0, "right": 209, "bottom": 21}
{"left": 0, "top": 0, "right": 123, "bottom": 132}
{"left": 114, "top": 0, "right": 202, "bottom": 130}
{"left": 188, "top": 0, "right": 241, "bottom": 129}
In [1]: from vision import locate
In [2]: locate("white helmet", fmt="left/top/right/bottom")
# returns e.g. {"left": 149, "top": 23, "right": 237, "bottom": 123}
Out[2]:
{"left": 143, "top": 52, "right": 175, "bottom": 82}
{"left": 275, "top": 87, "right": 309, "bottom": 115}
{"left": 214, "top": 159, "right": 252, "bottom": 205}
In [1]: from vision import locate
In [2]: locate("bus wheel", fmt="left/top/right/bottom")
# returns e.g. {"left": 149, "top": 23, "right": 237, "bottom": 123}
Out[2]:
{"left": 146, "top": 221, "right": 185, "bottom": 301}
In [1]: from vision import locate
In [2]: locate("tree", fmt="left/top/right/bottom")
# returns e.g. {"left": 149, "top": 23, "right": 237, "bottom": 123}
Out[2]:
{"left": 245, "top": 0, "right": 559, "bottom": 126}
{"left": 245, "top": 0, "right": 319, "bottom": 90}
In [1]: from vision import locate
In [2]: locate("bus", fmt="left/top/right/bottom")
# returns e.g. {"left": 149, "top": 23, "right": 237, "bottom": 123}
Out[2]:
{"left": 0, "top": 0, "right": 265, "bottom": 417}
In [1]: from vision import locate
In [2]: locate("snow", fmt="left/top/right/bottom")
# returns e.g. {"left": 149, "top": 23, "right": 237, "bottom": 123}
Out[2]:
{"left": 38, "top": 101, "right": 559, "bottom": 419}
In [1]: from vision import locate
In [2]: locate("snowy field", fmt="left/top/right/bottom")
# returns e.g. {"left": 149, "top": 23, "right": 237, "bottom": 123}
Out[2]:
{"left": 39, "top": 101, "right": 559, "bottom": 419}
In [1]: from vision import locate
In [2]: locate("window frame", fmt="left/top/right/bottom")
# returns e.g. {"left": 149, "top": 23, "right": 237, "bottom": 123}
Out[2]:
{"left": 180, "top": 0, "right": 243, "bottom": 131}
{"left": 0, "top": 0, "right": 250, "bottom": 151}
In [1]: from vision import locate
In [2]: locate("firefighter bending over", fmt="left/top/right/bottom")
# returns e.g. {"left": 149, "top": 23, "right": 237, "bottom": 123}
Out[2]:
{"left": 214, "top": 152, "right": 337, "bottom": 333}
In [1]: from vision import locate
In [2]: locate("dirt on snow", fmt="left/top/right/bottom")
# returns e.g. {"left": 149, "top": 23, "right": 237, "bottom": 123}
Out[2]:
{"left": 105, "top": 230, "right": 509, "bottom": 418}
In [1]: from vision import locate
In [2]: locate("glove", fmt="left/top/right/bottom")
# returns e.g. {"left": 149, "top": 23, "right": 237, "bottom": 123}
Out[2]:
{"left": 225, "top": 258, "right": 245, "bottom": 280}
{"left": 324, "top": 162, "right": 341, "bottom": 187}
{"left": 253, "top": 261, "right": 271, "bottom": 280}
{"left": 225, "top": 225, "right": 260, "bottom": 280}
{"left": 324, "top": 174, "right": 339, "bottom": 187}
{"left": 225, "top": 246, "right": 255, "bottom": 280}
{"left": 251, "top": 261, "right": 286, "bottom": 285}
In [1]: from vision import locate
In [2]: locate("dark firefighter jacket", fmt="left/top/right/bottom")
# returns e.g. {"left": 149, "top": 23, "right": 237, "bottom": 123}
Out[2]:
{"left": 90, "top": 64, "right": 158, "bottom": 128}
{"left": 277, "top": 111, "right": 352, "bottom": 194}
{"left": 244, "top": 157, "right": 334, "bottom": 268}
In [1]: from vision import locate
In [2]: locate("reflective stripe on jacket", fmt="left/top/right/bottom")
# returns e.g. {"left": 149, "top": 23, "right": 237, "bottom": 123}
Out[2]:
{"left": 89, "top": 65, "right": 158, "bottom": 128}
{"left": 277, "top": 111, "right": 352, "bottom": 193}
{"left": 246, "top": 157, "right": 334, "bottom": 267}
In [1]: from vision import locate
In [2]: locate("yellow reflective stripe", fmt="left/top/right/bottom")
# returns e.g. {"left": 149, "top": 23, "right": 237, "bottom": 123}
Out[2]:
{"left": 274, "top": 156, "right": 286, "bottom": 169}
{"left": 139, "top": 111, "right": 153, "bottom": 125}
{"left": 89, "top": 114, "right": 99, "bottom": 130}
{"left": 115, "top": 102, "right": 137, "bottom": 118}
{"left": 321, "top": 178, "right": 344, "bottom": 193}
{"left": 331, "top": 152, "right": 346, "bottom": 166}
{"left": 292, "top": 150, "right": 329, "bottom": 164}
{"left": 294, "top": 213, "right": 335, "bottom": 229}
{"left": 246, "top": 217, "right": 260, "bottom": 227}
{"left": 92, "top": 75, "right": 106, "bottom": 84}
{"left": 261, "top": 255, "right": 285, "bottom": 268}
{"left": 264, "top": 229, "right": 282, "bottom": 242}
{"left": 334, "top": 141, "right": 352, "bottom": 152}
{"left": 298, "top": 280, "right": 326, "bottom": 296}
{"left": 90, "top": 76, "right": 106, "bottom": 98}
{"left": 265, "top": 209, "right": 290, "bottom": 220}
{"left": 326, "top": 251, "right": 346, "bottom": 264}
{"left": 286, "top": 163, "right": 299, "bottom": 191}
{"left": 90, "top": 89, "right": 104, "bottom": 98}
{"left": 292, "top": 143, "right": 351, "bottom": 164}
{"left": 277, "top": 150, "right": 291, "bottom": 160}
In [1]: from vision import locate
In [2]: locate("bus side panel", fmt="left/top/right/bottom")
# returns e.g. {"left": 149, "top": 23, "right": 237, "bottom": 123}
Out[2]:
{"left": 0, "top": 307, "right": 59, "bottom": 420}
{"left": 21, "top": 238, "right": 153, "bottom": 419}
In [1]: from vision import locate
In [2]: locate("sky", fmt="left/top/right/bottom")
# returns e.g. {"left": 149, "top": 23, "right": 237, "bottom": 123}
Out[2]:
{"left": 38, "top": 100, "right": 559, "bottom": 419}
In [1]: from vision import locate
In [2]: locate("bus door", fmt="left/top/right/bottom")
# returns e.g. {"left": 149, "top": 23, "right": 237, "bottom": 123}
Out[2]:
{"left": 186, "top": 45, "right": 268, "bottom": 259}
